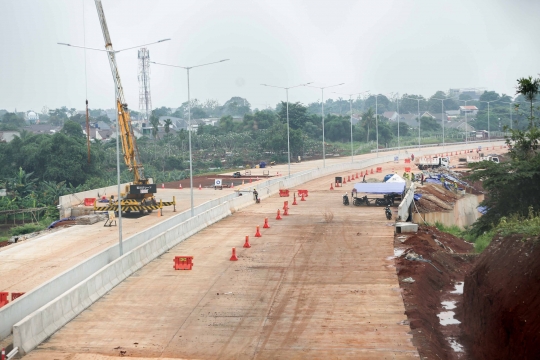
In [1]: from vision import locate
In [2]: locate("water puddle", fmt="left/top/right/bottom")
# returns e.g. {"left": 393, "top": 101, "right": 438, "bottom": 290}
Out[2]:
{"left": 448, "top": 337, "right": 464, "bottom": 352}
{"left": 441, "top": 301, "right": 456, "bottom": 310}
{"left": 451, "top": 281, "right": 464, "bottom": 294}
{"left": 394, "top": 248, "right": 406, "bottom": 257}
{"left": 437, "top": 311, "right": 461, "bottom": 326}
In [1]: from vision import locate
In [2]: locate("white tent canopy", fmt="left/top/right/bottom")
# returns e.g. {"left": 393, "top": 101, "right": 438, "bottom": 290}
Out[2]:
{"left": 386, "top": 174, "right": 406, "bottom": 183}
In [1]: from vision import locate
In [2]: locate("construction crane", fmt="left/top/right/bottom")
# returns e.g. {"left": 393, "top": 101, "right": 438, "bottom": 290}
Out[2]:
{"left": 92, "top": 0, "right": 175, "bottom": 214}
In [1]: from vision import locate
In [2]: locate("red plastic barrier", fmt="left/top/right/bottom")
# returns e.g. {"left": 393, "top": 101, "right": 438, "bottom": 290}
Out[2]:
{"left": 404, "top": 158, "right": 411, "bottom": 163}
{"left": 279, "top": 189, "right": 290, "bottom": 197}
{"left": 376, "top": 167, "right": 382, "bottom": 173}
{"left": 297, "top": 190, "right": 308, "bottom": 197}
{"left": 84, "top": 198, "right": 96, "bottom": 206}
{"left": 11, "top": 292, "right": 25, "bottom": 301}
{"left": 173, "top": 256, "right": 194, "bottom": 270}
{"left": 405, "top": 167, "right": 411, "bottom": 173}
{"left": 0, "top": 292, "right": 8, "bottom": 308}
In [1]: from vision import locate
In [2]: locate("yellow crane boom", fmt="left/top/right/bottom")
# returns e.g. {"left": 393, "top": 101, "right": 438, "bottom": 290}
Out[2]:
{"left": 94, "top": 0, "right": 146, "bottom": 185}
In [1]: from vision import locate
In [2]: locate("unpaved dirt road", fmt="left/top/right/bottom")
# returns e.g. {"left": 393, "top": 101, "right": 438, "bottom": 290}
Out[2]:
{"left": 25, "top": 171, "right": 418, "bottom": 359}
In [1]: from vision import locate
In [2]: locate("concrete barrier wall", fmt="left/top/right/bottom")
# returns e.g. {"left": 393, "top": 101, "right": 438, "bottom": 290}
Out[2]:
{"left": 58, "top": 182, "right": 132, "bottom": 218}
{"left": 13, "top": 202, "right": 232, "bottom": 355}
{"left": 398, "top": 183, "right": 416, "bottom": 221}
{"left": 412, "top": 194, "right": 482, "bottom": 229}
{"left": 5, "top": 141, "right": 504, "bottom": 349}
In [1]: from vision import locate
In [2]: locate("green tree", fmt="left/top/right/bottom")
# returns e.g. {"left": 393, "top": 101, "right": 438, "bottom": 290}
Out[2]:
{"left": 1, "top": 112, "right": 25, "bottom": 129}
{"left": 277, "top": 102, "right": 309, "bottom": 130}
{"left": 361, "top": 108, "right": 376, "bottom": 142}
{"left": 164, "top": 118, "right": 172, "bottom": 134}
{"left": 516, "top": 76, "right": 540, "bottom": 128}
{"left": 62, "top": 120, "right": 84, "bottom": 137}
{"left": 150, "top": 115, "right": 160, "bottom": 139}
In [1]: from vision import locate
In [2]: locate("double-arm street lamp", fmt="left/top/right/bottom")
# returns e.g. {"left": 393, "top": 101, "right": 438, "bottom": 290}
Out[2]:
{"left": 309, "top": 83, "right": 344, "bottom": 167}
{"left": 261, "top": 82, "right": 312, "bottom": 176}
{"left": 152, "top": 59, "right": 230, "bottom": 217}
{"left": 333, "top": 90, "right": 369, "bottom": 163}
{"left": 58, "top": 38, "right": 170, "bottom": 256}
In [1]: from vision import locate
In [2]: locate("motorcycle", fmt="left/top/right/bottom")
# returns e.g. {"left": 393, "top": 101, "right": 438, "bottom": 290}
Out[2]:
{"left": 343, "top": 193, "right": 350, "bottom": 206}
{"left": 385, "top": 206, "right": 392, "bottom": 220}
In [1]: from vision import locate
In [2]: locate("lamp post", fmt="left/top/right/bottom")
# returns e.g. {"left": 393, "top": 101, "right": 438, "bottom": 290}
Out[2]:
{"left": 333, "top": 90, "right": 369, "bottom": 163}
{"left": 58, "top": 38, "right": 170, "bottom": 256}
{"left": 309, "top": 83, "right": 344, "bottom": 167}
{"left": 476, "top": 99, "right": 501, "bottom": 143}
{"left": 152, "top": 59, "right": 229, "bottom": 217}
{"left": 366, "top": 93, "right": 381, "bottom": 156}
{"left": 459, "top": 100, "right": 474, "bottom": 144}
{"left": 261, "top": 82, "right": 312, "bottom": 176}
{"left": 431, "top": 96, "right": 458, "bottom": 150}
{"left": 403, "top": 96, "right": 424, "bottom": 151}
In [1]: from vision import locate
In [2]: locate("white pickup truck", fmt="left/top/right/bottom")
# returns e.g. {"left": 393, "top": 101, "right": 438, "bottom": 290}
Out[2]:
{"left": 415, "top": 156, "right": 450, "bottom": 170}
{"left": 467, "top": 155, "right": 500, "bottom": 164}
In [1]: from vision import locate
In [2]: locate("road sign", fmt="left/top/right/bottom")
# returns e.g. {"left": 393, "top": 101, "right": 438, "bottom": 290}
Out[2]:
{"left": 215, "top": 179, "right": 222, "bottom": 187}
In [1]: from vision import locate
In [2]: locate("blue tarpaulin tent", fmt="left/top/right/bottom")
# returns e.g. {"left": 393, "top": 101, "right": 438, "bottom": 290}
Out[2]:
{"left": 353, "top": 182, "right": 406, "bottom": 194}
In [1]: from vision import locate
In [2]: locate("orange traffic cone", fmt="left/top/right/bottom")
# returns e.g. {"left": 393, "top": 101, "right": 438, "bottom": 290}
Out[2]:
{"left": 263, "top": 217, "right": 270, "bottom": 228}
{"left": 283, "top": 201, "right": 288, "bottom": 210}
{"left": 243, "top": 235, "right": 251, "bottom": 248}
{"left": 292, "top": 195, "right": 298, "bottom": 205}
{"left": 343, "top": 177, "right": 347, "bottom": 184}
{"left": 348, "top": 175, "right": 350, "bottom": 182}
{"left": 231, "top": 182, "right": 234, "bottom": 188}
{"left": 230, "top": 247, "right": 238, "bottom": 261}
{"left": 179, "top": 183, "right": 182, "bottom": 189}
{"left": 356, "top": 173, "right": 359, "bottom": 179}
{"left": 250, "top": 178, "right": 252, "bottom": 183}
{"left": 198, "top": 184, "right": 202, "bottom": 190}
{"left": 371, "top": 168, "right": 374, "bottom": 174}
{"left": 255, "top": 225, "right": 262, "bottom": 237}
{"left": 276, "top": 209, "right": 282, "bottom": 220}
{"left": 330, "top": 183, "right": 334, "bottom": 190}
{"left": 162, "top": 183, "right": 165, "bottom": 189}
{"left": 301, "top": 193, "right": 306, "bottom": 201}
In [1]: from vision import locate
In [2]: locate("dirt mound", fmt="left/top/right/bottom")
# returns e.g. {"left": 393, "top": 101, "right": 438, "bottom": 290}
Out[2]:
{"left": 395, "top": 226, "right": 475, "bottom": 359}
{"left": 415, "top": 184, "right": 461, "bottom": 213}
{"left": 462, "top": 234, "right": 540, "bottom": 360}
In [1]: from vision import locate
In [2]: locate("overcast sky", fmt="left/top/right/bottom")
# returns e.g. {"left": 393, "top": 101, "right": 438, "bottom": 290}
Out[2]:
{"left": 1, "top": 0, "right": 539, "bottom": 113}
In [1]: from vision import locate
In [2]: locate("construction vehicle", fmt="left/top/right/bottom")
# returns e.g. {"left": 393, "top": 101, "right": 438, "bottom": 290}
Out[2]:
{"left": 92, "top": 0, "right": 174, "bottom": 214}
{"left": 467, "top": 155, "right": 500, "bottom": 164}
{"left": 415, "top": 156, "right": 450, "bottom": 170}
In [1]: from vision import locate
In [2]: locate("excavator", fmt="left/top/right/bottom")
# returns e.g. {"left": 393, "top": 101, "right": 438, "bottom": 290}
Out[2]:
{"left": 92, "top": 0, "right": 175, "bottom": 214}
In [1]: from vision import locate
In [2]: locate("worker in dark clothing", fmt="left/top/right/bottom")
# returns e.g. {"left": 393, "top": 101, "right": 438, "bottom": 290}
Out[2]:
{"left": 253, "top": 189, "right": 259, "bottom": 202}
{"left": 421, "top": 173, "right": 424, "bottom": 185}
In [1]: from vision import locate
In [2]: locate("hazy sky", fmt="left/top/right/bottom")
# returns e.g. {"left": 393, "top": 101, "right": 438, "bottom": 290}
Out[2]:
{"left": 1, "top": 0, "right": 539, "bottom": 113}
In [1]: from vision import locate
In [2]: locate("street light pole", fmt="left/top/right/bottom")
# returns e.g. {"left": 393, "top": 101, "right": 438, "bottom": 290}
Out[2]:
{"left": 152, "top": 59, "right": 230, "bottom": 217}
{"left": 333, "top": 90, "right": 369, "bottom": 163}
{"left": 309, "top": 83, "right": 344, "bottom": 167}
{"left": 58, "top": 38, "right": 170, "bottom": 256}
{"left": 261, "top": 82, "right": 312, "bottom": 176}
{"left": 376, "top": 94, "right": 379, "bottom": 156}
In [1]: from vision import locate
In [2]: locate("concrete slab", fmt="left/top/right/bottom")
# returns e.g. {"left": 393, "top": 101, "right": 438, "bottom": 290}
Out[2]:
{"left": 25, "top": 170, "right": 419, "bottom": 359}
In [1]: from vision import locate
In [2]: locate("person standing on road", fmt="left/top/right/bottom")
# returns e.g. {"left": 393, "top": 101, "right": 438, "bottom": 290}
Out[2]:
{"left": 253, "top": 189, "right": 259, "bottom": 202}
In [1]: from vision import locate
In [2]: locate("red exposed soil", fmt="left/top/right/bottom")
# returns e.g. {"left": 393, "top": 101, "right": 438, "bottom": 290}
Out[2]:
{"left": 394, "top": 225, "right": 476, "bottom": 359}
{"left": 0, "top": 241, "right": 10, "bottom": 248}
{"left": 462, "top": 234, "right": 540, "bottom": 360}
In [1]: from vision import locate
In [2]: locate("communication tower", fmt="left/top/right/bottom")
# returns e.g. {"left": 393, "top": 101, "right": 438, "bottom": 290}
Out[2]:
{"left": 138, "top": 48, "right": 152, "bottom": 121}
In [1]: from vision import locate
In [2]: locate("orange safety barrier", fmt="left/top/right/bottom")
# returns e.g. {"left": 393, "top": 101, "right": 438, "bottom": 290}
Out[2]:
{"left": 279, "top": 189, "right": 290, "bottom": 197}
{"left": 11, "top": 292, "right": 25, "bottom": 301}
{"left": 0, "top": 292, "right": 9, "bottom": 308}
{"left": 404, "top": 159, "right": 411, "bottom": 163}
{"left": 405, "top": 167, "right": 411, "bottom": 173}
{"left": 297, "top": 190, "right": 308, "bottom": 197}
{"left": 84, "top": 198, "right": 96, "bottom": 206}
{"left": 376, "top": 167, "right": 382, "bottom": 173}
{"left": 173, "top": 256, "right": 194, "bottom": 270}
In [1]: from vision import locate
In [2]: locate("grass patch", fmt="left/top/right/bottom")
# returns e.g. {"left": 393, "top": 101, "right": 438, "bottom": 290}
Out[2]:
{"left": 434, "top": 222, "right": 463, "bottom": 238}
{"left": 8, "top": 217, "right": 54, "bottom": 237}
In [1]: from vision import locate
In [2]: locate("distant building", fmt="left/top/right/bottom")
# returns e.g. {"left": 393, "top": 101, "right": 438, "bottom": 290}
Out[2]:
{"left": 26, "top": 111, "right": 39, "bottom": 124}
{"left": 459, "top": 106, "right": 478, "bottom": 116}
{"left": 25, "top": 124, "right": 61, "bottom": 134}
{"left": 445, "top": 110, "right": 460, "bottom": 117}
{"left": 448, "top": 88, "right": 484, "bottom": 100}
{"left": 382, "top": 111, "right": 399, "bottom": 121}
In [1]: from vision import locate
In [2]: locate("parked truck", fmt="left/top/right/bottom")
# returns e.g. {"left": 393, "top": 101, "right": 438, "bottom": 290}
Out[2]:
{"left": 415, "top": 156, "right": 450, "bottom": 170}
{"left": 467, "top": 155, "right": 500, "bottom": 164}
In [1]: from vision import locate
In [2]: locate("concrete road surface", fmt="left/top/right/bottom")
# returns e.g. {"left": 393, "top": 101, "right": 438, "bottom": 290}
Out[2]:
{"left": 25, "top": 170, "right": 419, "bottom": 359}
